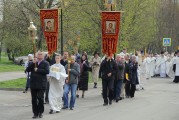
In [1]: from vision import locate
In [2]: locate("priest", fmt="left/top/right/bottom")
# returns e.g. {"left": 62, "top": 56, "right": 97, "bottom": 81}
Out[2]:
{"left": 156, "top": 52, "right": 167, "bottom": 78}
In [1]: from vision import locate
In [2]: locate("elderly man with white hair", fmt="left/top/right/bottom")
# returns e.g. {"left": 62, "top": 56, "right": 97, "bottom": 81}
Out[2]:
{"left": 62, "top": 55, "right": 80, "bottom": 110}
{"left": 115, "top": 54, "right": 125, "bottom": 102}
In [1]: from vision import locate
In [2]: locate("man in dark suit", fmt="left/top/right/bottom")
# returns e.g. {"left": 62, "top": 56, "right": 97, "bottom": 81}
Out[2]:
{"left": 99, "top": 55, "right": 117, "bottom": 106}
{"left": 26, "top": 51, "right": 49, "bottom": 119}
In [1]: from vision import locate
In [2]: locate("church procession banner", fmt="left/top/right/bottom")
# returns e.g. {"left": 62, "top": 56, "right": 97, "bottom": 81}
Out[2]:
{"left": 101, "top": 11, "right": 121, "bottom": 56}
{"left": 40, "top": 9, "right": 59, "bottom": 55}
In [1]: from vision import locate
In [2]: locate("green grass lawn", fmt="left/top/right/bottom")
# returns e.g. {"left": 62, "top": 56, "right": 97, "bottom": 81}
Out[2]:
{"left": 0, "top": 57, "right": 24, "bottom": 72}
{"left": 0, "top": 72, "right": 100, "bottom": 88}
{"left": 0, "top": 78, "right": 26, "bottom": 88}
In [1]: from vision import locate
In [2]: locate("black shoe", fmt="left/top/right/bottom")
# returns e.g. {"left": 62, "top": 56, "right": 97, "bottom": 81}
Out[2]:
{"left": 109, "top": 100, "right": 112, "bottom": 105}
{"left": 56, "top": 111, "right": 60, "bottom": 113}
{"left": 49, "top": 109, "right": 53, "bottom": 114}
{"left": 103, "top": 103, "right": 108, "bottom": 106}
{"left": 32, "top": 115, "right": 38, "bottom": 119}
{"left": 76, "top": 94, "right": 79, "bottom": 98}
{"left": 39, "top": 113, "right": 43, "bottom": 118}
{"left": 119, "top": 97, "right": 123, "bottom": 100}
{"left": 62, "top": 106, "right": 68, "bottom": 109}
{"left": 70, "top": 107, "right": 73, "bottom": 110}
{"left": 82, "top": 95, "right": 84, "bottom": 98}
{"left": 44, "top": 100, "right": 49, "bottom": 104}
{"left": 93, "top": 83, "right": 97, "bottom": 88}
{"left": 116, "top": 99, "right": 119, "bottom": 103}
{"left": 23, "top": 90, "right": 27, "bottom": 93}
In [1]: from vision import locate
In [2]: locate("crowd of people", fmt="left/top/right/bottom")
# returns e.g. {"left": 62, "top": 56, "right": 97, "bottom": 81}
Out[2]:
{"left": 23, "top": 49, "right": 179, "bottom": 119}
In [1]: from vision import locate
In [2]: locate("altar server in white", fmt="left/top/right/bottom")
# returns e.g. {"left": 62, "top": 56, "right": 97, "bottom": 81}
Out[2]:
{"left": 48, "top": 54, "right": 68, "bottom": 114}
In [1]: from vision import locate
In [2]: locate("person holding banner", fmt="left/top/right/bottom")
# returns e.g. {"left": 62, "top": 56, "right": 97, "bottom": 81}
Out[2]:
{"left": 48, "top": 54, "right": 68, "bottom": 114}
{"left": 62, "top": 56, "right": 80, "bottom": 110}
{"left": 99, "top": 55, "right": 117, "bottom": 106}
{"left": 26, "top": 51, "right": 50, "bottom": 119}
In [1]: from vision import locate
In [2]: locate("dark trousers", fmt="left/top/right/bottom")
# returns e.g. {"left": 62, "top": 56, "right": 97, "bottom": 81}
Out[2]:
{"left": 45, "top": 82, "right": 49, "bottom": 102}
{"left": 130, "top": 84, "right": 136, "bottom": 97}
{"left": 25, "top": 78, "right": 30, "bottom": 91}
{"left": 31, "top": 89, "right": 45, "bottom": 116}
{"left": 125, "top": 81, "right": 136, "bottom": 97}
{"left": 125, "top": 81, "right": 131, "bottom": 97}
{"left": 102, "top": 79, "right": 114, "bottom": 104}
{"left": 115, "top": 80, "right": 122, "bottom": 99}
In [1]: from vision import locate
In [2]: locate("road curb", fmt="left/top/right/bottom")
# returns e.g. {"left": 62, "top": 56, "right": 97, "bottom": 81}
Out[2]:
{"left": 0, "top": 88, "right": 24, "bottom": 91}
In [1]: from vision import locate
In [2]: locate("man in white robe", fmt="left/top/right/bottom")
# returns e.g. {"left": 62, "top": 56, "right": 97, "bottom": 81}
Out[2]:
{"left": 156, "top": 52, "right": 167, "bottom": 78}
{"left": 48, "top": 54, "right": 68, "bottom": 114}
{"left": 136, "top": 52, "right": 144, "bottom": 90}
{"left": 143, "top": 54, "right": 151, "bottom": 79}
{"left": 150, "top": 54, "right": 156, "bottom": 77}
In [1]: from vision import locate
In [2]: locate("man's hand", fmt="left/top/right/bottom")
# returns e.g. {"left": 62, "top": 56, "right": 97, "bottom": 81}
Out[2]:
{"left": 68, "top": 69, "right": 71, "bottom": 72}
{"left": 34, "top": 68, "right": 38, "bottom": 72}
{"left": 107, "top": 73, "right": 112, "bottom": 77}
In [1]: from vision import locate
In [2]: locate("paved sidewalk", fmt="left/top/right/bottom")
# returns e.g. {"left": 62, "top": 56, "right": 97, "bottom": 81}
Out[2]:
{"left": 0, "top": 71, "right": 25, "bottom": 82}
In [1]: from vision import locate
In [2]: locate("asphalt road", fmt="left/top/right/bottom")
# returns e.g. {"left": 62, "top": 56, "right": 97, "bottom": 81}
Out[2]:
{"left": 0, "top": 77, "right": 178, "bottom": 120}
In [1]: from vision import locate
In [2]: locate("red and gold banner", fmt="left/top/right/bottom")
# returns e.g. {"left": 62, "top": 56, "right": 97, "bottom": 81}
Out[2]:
{"left": 40, "top": 9, "right": 59, "bottom": 55}
{"left": 101, "top": 11, "right": 121, "bottom": 56}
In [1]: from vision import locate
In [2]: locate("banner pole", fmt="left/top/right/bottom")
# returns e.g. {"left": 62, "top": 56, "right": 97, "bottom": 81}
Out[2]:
{"left": 61, "top": 8, "right": 63, "bottom": 55}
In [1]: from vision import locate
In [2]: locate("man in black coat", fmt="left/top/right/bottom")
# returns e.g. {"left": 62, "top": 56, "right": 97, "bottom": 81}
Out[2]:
{"left": 129, "top": 55, "right": 139, "bottom": 98}
{"left": 60, "top": 51, "right": 68, "bottom": 67}
{"left": 26, "top": 51, "right": 49, "bottom": 119}
{"left": 124, "top": 54, "right": 131, "bottom": 98}
{"left": 99, "top": 55, "right": 117, "bottom": 106}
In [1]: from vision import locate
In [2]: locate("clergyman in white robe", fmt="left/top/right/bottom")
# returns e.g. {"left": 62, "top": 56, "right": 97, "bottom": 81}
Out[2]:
{"left": 143, "top": 56, "right": 151, "bottom": 79}
{"left": 157, "top": 55, "right": 167, "bottom": 78}
{"left": 48, "top": 63, "right": 68, "bottom": 112}
{"left": 150, "top": 56, "right": 156, "bottom": 77}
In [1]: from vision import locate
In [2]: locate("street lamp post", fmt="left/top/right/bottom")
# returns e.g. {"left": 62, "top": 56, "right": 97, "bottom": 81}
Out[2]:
{"left": 28, "top": 21, "right": 37, "bottom": 67}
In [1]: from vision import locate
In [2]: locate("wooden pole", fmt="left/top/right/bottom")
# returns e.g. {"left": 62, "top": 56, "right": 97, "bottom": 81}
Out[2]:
{"left": 67, "top": 54, "right": 71, "bottom": 82}
{"left": 32, "top": 37, "right": 37, "bottom": 68}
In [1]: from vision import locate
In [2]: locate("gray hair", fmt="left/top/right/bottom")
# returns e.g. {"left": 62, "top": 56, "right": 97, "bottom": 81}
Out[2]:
{"left": 131, "top": 55, "right": 136, "bottom": 60}
{"left": 71, "top": 55, "right": 76, "bottom": 60}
